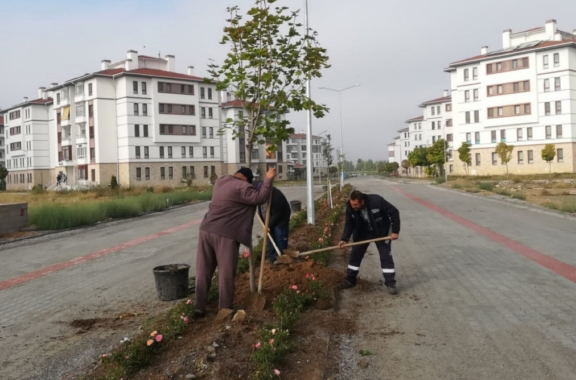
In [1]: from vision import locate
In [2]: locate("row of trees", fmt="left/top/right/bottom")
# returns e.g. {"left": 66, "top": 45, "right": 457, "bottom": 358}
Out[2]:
{"left": 404, "top": 139, "right": 449, "bottom": 177}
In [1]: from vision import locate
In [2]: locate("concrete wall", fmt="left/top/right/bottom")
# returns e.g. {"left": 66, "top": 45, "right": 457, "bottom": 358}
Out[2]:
{"left": 0, "top": 203, "right": 28, "bottom": 234}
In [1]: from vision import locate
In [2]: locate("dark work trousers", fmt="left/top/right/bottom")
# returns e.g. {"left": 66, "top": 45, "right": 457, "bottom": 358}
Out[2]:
{"left": 346, "top": 233, "right": 396, "bottom": 286}
{"left": 195, "top": 230, "right": 240, "bottom": 311}
{"left": 267, "top": 225, "right": 289, "bottom": 262}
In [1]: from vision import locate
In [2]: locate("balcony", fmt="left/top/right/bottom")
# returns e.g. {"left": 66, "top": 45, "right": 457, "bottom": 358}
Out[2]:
{"left": 61, "top": 117, "right": 71, "bottom": 127}
{"left": 76, "top": 132, "right": 87, "bottom": 145}
{"left": 58, "top": 159, "right": 75, "bottom": 167}
{"left": 75, "top": 113, "right": 86, "bottom": 124}
{"left": 77, "top": 156, "right": 90, "bottom": 165}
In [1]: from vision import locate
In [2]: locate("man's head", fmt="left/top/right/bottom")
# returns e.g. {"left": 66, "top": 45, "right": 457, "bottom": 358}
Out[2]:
{"left": 349, "top": 190, "right": 366, "bottom": 211}
{"left": 235, "top": 168, "right": 254, "bottom": 184}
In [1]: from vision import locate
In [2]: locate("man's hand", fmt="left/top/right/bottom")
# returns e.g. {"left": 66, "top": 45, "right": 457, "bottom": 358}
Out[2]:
{"left": 338, "top": 240, "right": 347, "bottom": 249}
{"left": 390, "top": 233, "right": 399, "bottom": 241}
{"left": 266, "top": 167, "right": 277, "bottom": 180}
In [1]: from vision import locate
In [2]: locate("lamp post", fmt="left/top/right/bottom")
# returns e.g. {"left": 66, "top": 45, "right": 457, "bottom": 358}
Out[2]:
{"left": 315, "top": 129, "right": 327, "bottom": 185}
{"left": 318, "top": 84, "right": 360, "bottom": 189}
{"left": 304, "top": 0, "right": 315, "bottom": 225}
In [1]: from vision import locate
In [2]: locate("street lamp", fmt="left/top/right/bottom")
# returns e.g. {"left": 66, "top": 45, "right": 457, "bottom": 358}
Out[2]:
{"left": 318, "top": 84, "right": 360, "bottom": 189}
{"left": 315, "top": 129, "right": 327, "bottom": 185}
{"left": 304, "top": 0, "right": 315, "bottom": 225}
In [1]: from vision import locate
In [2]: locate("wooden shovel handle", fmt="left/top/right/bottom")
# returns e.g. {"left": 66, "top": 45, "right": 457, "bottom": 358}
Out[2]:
{"left": 255, "top": 212, "right": 283, "bottom": 257}
{"left": 258, "top": 190, "right": 273, "bottom": 293}
{"left": 298, "top": 236, "right": 392, "bottom": 257}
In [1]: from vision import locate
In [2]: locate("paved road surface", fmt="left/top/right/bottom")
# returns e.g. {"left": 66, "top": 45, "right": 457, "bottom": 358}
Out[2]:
{"left": 335, "top": 177, "right": 576, "bottom": 380}
{"left": 0, "top": 184, "right": 324, "bottom": 380}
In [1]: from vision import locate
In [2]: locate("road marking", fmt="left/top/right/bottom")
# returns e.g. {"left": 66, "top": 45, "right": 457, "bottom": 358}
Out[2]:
{"left": 0, "top": 219, "right": 202, "bottom": 291}
{"left": 394, "top": 187, "right": 576, "bottom": 284}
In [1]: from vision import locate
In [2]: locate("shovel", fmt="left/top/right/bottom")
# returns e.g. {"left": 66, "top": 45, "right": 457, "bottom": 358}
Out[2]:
{"left": 294, "top": 236, "right": 393, "bottom": 257}
{"left": 255, "top": 213, "right": 293, "bottom": 264}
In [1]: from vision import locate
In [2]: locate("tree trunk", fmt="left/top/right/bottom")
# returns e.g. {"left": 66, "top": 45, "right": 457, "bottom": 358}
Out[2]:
{"left": 246, "top": 140, "right": 256, "bottom": 294}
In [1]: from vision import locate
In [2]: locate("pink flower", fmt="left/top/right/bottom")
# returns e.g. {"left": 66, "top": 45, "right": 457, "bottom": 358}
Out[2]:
{"left": 150, "top": 331, "right": 158, "bottom": 337}
{"left": 271, "top": 329, "right": 277, "bottom": 335}
{"left": 305, "top": 274, "right": 310, "bottom": 279}
{"left": 183, "top": 317, "right": 189, "bottom": 324}
{"left": 269, "top": 339, "right": 275, "bottom": 344}
{"left": 155, "top": 334, "right": 163, "bottom": 342}
{"left": 102, "top": 353, "right": 108, "bottom": 358}
{"left": 243, "top": 250, "right": 250, "bottom": 258}
{"left": 186, "top": 299, "right": 192, "bottom": 305}
{"left": 318, "top": 238, "right": 324, "bottom": 243}
{"left": 324, "top": 227, "right": 329, "bottom": 234}
{"left": 255, "top": 341, "right": 261, "bottom": 349}
{"left": 147, "top": 339, "right": 154, "bottom": 346}
{"left": 290, "top": 285, "right": 298, "bottom": 291}
{"left": 273, "top": 369, "right": 281, "bottom": 376}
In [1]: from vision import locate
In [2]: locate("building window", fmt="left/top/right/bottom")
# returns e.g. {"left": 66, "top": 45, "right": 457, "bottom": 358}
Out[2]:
{"left": 487, "top": 64, "right": 493, "bottom": 74}
{"left": 558, "top": 148, "right": 564, "bottom": 163}
{"left": 464, "top": 68, "right": 469, "bottom": 81}
{"left": 160, "top": 146, "right": 165, "bottom": 159}
{"left": 554, "top": 77, "right": 561, "bottom": 91}
{"left": 498, "top": 107, "right": 503, "bottom": 116}
{"left": 546, "top": 125, "right": 552, "bottom": 139}
{"left": 135, "top": 124, "right": 140, "bottom": 137}
{"left": 88, "top": 104, "right": 94, "bottom": 117}
{"left": 500, "top": 129, "right": 506, "bottom": 142}
{"left": 475, "top": 153, "right": 481, "bottom": 166}
{"left": 143, "top": 124, "right": 148, "bottom": 137}
{"left": 201, "top": 107, "right": 206, "bottom": 118}
{"left": 513, "top": 82, "right": 519, "bottom": 92}
{"left": 204, "top": 166, "right": 209, "bottom": 178}
{"left": 169, "top": 167, "right": 173, "bottom": 179}
{"left": 142, "top": 82, "right": 147, "bottom": 95}
{"left": 143, "top": 104, "right": 148, "bottom": 116}
{"left": 514, "top": 105, "right": 520, "bottom": 115}
{"left": 473, "top": 67, "right": 478, "bottom": 80}
{"left": 517, "top": 128, "right": 523, "bottom": 141}
{"left": 88, "top": 83, "right": 93, "bottom": 96}
{"left": 492, "top": 152, "right": 498, "bottom": 165}
{"left": 203, "top": 147, "right": 207, "bottom": 158}
{"left": 543, "top": 55, "right": 549, "bottom": 69}
{"left": 208, "top": 88, "right": 213, "bottom": 100}
{"left": 182, "top": 166, "right": 187, "bottom": 178}
{"left": 473, "top": 89, "right": 479, "bottom": 101}
{"left": 446, "top": 119, "right": 452, "bottom": 127}
{"left": 544, "top": 78, "right": 550, "bottom": 92}
{"left": 133, "top": 81, "right": 138, "bottom": 94}
{"left": 556, "top": 125, "right": 563, "bottom": 138}
{"left": 432, "top": 121, "right": 435, "bottom": 130}
{"left": 136, "top": 168, "right": 142, "bottom": 181}
{"left": 474, "top": 110, "right": 479, "bottom": 123}
{"left": 556, "top": 101, "right": 562, "bottom": 114}
{"left": 466, "top": 133, "right": 471, "bottom": 144}
{"left": 134, "top": 103, "right": 139, "bottom": 115}
{"left": 209, "top": 127, "right": 214, "bottom": 138}
{"left": 431, "top": 107, "right": 435, "bottom": 116}
{"left": 497, "top": 85, "right": 503, "bottom": 94}
{"left": 208, "top": 108, "right": 213, "bottom": 119}
{"left": 168, "top": 146, "right": 173, "bottom": 158}
{"left": 446, "top": 103, "right": 452, "bottom": 112}
{"left": 145, "top": 167, "right": 150, "bottom": 180}
{"left": 182, "top": 146, "right": 186, "bottom": 158}
{"left": 135, "top": 146, "right": 141, "bottom": 159}
{"left": 210, "top": 147, "right": 215, "bottom": 158}
{"left": 465, "top": 112, "right": 470, "bottom": 124}
{"left": 496, "top": 62, "right": 502, "bottom": 72}
{"left": 527, "top": 127, "right": 533, "bottom": 141}
{"left": 545, "top": 102, "right": 550, "bottom": 116}
{"left": 144, "top": 146, "right": 149, "bottom": 159}
{"left": 554, "top": 53, "right": 560, "bottom": 67}
{"left": 90, "top": 148, "right": 95, "bottom": 161}
{"left": 491, "top": 130, "right": 497, "bottom": 143}
{"left": 473, "top": 132, "right": 479, "bottom": 144}
{"left": 160, "top": 167, "right": 165, "bottom": 180}
{"left": 524, "top": 104, "right": 531, "bottom": 114}
{"left": 488, "top": 108, "right": 494, "bottom": 118}
{"left": 523, "top": 81, "right": 530, "bottom": 91}
{"left": 252, "top": 149, "right": 259, "bottom": 159}
{"left": 518, "top": 151, "right": 524, "bottom": 164}
{"left": 488, "top": 86, "right": 494, "bottom": 96}
{"left": 437, "top": 105, "right": 441, "bottom": 114}
{"left": 512, "top": 59, "right": 518, "bottom": 69}
{"left": 528, "top": 150, "right": 533, "bottom": 164}
{"left": 465, "top": 90, "right": 470, "bottom": 102}
{"left": 200, "top": 87, "right": 205, "bottom": 99}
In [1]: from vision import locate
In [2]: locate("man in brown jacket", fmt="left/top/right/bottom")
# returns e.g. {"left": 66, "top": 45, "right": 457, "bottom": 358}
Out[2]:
{"left": 195, "top": 167, "right": 276, "bottom": 315}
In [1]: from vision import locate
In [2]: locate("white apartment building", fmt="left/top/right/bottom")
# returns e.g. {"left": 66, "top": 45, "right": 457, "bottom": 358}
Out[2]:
{"left": 43, "top": 50, "right": 222, "bottom": 188}
{"left": 0, "top": 116, "right": 5, "bottom": 168}
{"left": 220, "top": 94, "right": 290, "bottom": 181}
{"left": 445, "top": 19, "right": 576, "bottom": 175}
{"left": 2, "top": 94, "right": 54, "bottom": 190}
{"left": 387, "top": 141, "right": 396, "bottom": 164}
{"left": 286, "top": 133, "right": 328, "bottom": 177}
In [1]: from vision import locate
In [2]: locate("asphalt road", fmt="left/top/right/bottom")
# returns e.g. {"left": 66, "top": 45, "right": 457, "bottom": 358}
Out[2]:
{"left": 0, "top": 184, "right": 325, "bottom": 380}
{"left": 334, "top": 177, "right": 576, "bottom": 380}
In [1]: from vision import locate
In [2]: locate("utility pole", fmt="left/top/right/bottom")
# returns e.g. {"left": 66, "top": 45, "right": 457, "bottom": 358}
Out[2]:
{"left": 304, "top": 0, "right": 314, "bottom": 225}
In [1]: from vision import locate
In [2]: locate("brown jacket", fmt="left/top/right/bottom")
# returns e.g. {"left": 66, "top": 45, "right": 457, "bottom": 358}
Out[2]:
{"left": 200, "top": 175, "right": 273, "bottom": 247}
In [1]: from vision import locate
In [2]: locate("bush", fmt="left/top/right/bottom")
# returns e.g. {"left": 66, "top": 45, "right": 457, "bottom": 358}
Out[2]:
{"left": 494, "top": 189, "right": 512, "bottom": 197}
{"left": 159, "top": 186, "right": 174, "bottom": 193}
{"left": 110, "top": 175, "right": 119, "bottom": 190}
{"left": 31, "top": 185, "right": 45, "bottom": 194}
{"left": 511, "top": 193, "right": 526, "bottom": 200}
{"left": 560, "top": 201, "right": 576, "bottom": 213}
{"left": 478, "top": 182, "right": 494, "bottom": 191}
{"left": 451, "top": 183, "right": 463, "bottom": 189}
{"left": 543, "top": 202, "right": 559, "bottom": 210}
{"left": 435, "top": 177, "right": 446, "bottom": 185}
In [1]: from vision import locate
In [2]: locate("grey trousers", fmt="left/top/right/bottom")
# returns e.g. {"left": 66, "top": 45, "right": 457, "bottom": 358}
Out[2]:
{"left": 195, "top": 230, "right": 240, "bottom": 311}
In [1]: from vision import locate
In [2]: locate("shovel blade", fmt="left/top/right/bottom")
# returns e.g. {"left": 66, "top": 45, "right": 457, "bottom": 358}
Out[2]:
{"left": 246, "top": 293, "right": 267, "bottom": 312}
{"left": 283, "top": 249, "right": 299, "bottom": 258}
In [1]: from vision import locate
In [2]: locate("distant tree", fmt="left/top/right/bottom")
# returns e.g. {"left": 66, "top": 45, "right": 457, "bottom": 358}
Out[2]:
{"left": 110, "top": 175, "right": 119, "bottom": 190}
{"left": 427, "top": 139, "right": 447, "bottom": 177}
{"left": 457, "top": 142, "right": 472, "bottom": 175}
{"left": 387, "top": 162, "right": 400, "bottom": 173}
{"left": 408, "top": 146, "right": 429, "bottom": 169}
{"left": 496, "top": 142, "right": 514, "bottom": 178}
{"left": 0, "top": 167, "right": 7, "bottom": 191}
{"left": 329, "top": 166, "right": 338, "bottom": 175}
{"left": 401, "top": 160, "right": 411, "bottom": 175}
{"left": 541, "top": 144, "right": 556, "bottom": 178}
{"left": 356, "top": 159, "right": 363, "bottom": 172}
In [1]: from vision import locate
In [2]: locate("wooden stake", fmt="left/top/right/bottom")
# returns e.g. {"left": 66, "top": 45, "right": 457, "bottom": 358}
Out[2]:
{"left": 258, "top": 190, "right": 273, "bottom": 293}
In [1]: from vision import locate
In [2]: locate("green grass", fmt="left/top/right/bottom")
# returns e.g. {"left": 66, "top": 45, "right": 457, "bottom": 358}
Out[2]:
{"left": 543, "top": 202, "right": 560, "bottom": 210}
{"left": 29, "top": 190, "right": 212, "bottom": 230}
{"left": 451, "top": 183, "right": 463, "bottom": 189}
{"left": 494, "top": 189, "right": 512, "bottom": 197}
{"left": 559, "top": 201, "right": 576, "bottom": 213}
{"left": 511, "top": 193, "right": 526, "bottom": 201}
{"left": 477, "top": 182, "right": 494, "bottom": 191}
{"left": 434, "top": 177, "right": 446, "bottom": 185}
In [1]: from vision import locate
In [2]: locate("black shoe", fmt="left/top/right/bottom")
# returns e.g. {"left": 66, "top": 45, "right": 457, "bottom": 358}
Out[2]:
{"left": 339, "top": 280, "right": 357, "bottom": 289}
{"left": 387, "top": 285, "right": 399, "bottom": 295}
{"left": 194, "top": 308, "right": 206, "bottom": 317}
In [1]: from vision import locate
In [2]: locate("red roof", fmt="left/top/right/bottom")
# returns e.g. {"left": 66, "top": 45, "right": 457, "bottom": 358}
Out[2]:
{"left": 138, "top": 55, "right": 166, "bottom": 61}
{"left": 420, "top": 96, "right": 451, "bottom": 106}
{"left": 1, "top": 97, "right": 53, "bottom": 113}
{"left": 94, "top": 67, "right": 205, "bottom": 82}
{"left": 405, "top": 115, "right": 423, "bottom": 122}
{"left": 222, "top": 99, "right": 249, "bottom": 108}
{"left": 96, "top": 68, "right": 125, "bottom": 76}
{"left": 450, "top": 40, "right": 576, "bottom": 66}
{"left": 289, "top": 133, "right": 323, "bottom": 139}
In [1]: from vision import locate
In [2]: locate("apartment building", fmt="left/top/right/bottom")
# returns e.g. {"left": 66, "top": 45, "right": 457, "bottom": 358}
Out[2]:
{"left": 1, "top": 94, "right": 54, "bottom": 190}
{"left": 387, "top": 141, "right": 396, "bottom": 164}
{"left": 220, "top": 93, "right": 290, "bottom": 181}
{"left": 44, "top": 50, "right": 222, "bottom": 187}
{"left": 0, "top": 116, "right": 5, "bottom": 168}
{"left": 445, "top": 19, "right": 576, "bottom": 175}
{"left": 285, "top": 133, "right": 328, "bottom": 176}
{"left": 395, "top": 126, "right": 411, "bottom": 162}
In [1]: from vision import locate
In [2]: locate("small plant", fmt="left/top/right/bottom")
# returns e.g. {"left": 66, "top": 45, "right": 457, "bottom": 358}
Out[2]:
{"left": 110, "top": 175, "right": 119, "bottom": 190}
{"left": 435, "top": 177, "right": 446, "bottom": 185}
{"left": 478, "top": 182, "right": 494, "bottom": 191}
{"left": 543, "top": 202, "right": 559, "bottom": 210}
{"left": 511, "top": 193, "right": 526, "bottom": 200}
{"left": 451, "top": 183, "right": 463, "bottom": 189}
{"left": 31, "top": 185, "right": 45, "bottom": 194}
{"left": 359, "top": 349, "right": 373, "bottom": 356}
{"left": 494, "top": 189, "right": 512, "bottom": 197}
{"left": 466, "top": 189, "right": 480, "bottom": 193}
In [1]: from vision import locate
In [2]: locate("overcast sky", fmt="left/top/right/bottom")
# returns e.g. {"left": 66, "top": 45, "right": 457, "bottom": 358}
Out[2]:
{"left": 1, "top": 0, "right": 575, "bottom": 161}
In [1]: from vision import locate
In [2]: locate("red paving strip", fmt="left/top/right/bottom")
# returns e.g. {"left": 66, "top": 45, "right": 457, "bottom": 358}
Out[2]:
{"left": 0, "top": 219, "right": 202, "bottom": 291}
{"left": 394, "top": 187, "right": 576, "bottom": 284}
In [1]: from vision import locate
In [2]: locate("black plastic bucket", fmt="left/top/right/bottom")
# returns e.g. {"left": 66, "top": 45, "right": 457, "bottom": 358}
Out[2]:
{"left": 152, "top": 264, "right": 190, "bottom": 301}
{"left": 290, "top": 200, "right": 302, "bottom": 213}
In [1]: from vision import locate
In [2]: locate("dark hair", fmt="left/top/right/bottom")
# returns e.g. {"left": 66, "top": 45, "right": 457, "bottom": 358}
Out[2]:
{"left": 350, "top": 190, "right": 365, "bottom": 201}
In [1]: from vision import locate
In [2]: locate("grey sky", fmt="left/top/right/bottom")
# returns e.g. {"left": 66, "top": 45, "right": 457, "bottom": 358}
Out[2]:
{"left": 1, "top": 0, "right": 575, "bottom": 162}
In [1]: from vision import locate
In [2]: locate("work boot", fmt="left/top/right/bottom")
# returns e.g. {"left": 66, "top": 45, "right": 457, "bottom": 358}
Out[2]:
{"left": 386, "top": 285, "right": 399, "bottom": 295}
{"left": 339, "top": 279, "right": 356, "bottom": 289}
{"left": 194, "top": 308, "right": 206, "bottom": 318}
